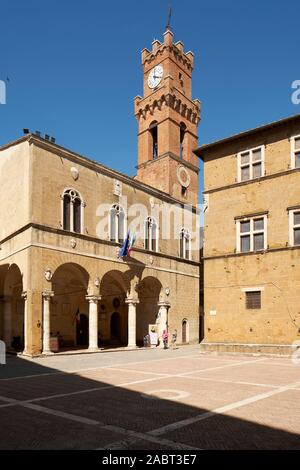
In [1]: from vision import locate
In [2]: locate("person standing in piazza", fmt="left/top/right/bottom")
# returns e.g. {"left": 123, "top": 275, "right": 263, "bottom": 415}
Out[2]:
{"left": 171, "top": 329, "right": 178, "bottom": 350}
{"left": 162, "top": 330, "right": 169, "bottom": 349}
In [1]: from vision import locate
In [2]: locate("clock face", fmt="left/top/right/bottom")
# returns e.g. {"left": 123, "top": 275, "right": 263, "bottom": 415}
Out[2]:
{"left": 147, "top": 65, "right": 164, "bottom": 89}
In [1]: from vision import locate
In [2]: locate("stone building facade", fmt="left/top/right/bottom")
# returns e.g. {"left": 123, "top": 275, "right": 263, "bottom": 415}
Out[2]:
{"left": 0, "top": 28, "right": 201, "bottom": 356}
{"left": 197, "top": 114, "right": 300, "bottom": 355}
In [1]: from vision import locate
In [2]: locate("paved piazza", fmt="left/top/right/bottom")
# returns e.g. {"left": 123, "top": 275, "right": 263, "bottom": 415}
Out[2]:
{"left": 0, "top": 345, "right": 299, "bottom": 450}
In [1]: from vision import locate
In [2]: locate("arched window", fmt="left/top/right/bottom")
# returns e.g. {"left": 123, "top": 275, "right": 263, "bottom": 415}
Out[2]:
{"left": 145, "top": 217, "right": 158, "bottom": 252}
{"left": 180, "top": 123, "right": 186, "bottom": 160}
{"left": 179, "top": 228, "right": 191, "bottom": 260}
{"left": 149, "top": 121, "right": 158, "bottom": 159}
{"left": 110, "top": 204, "right": 125, "bottom": 243}
{"left": 62, "top": 189, "right": 83, "bottom": 233}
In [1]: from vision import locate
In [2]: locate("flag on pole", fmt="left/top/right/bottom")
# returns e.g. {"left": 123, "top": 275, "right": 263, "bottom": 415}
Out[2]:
{"left": 119, "top": 230, "right": 136, "bottom": 258}
{"left": 128, "top": 231, "right": 136, "bottom": 256}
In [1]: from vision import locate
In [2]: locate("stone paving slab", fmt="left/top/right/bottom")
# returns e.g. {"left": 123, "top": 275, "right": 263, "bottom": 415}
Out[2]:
{"left": 0, "top": 405, "right": 124, "bottom": 450}
{"left": 37, "top": 376, "right": 274, "bottom": 434}
{"left": 0, "top": 373, "right": 107, "bottom": 401}
{"left": 0, "top": 346, "right": 299, "bottom": 450}
{"left": 0, "top": 347, "right": 198, "bottom": 378}
{"left": 124, "top": 376, "right": 273, "bottom": 409}
{"left": 163, "top": 409, "right": 300, "bottom": 450}
{"left": 0, "top": 368, "right": 162, "bottom": 401}
{"left": 39, "top": 386, "right": 197, "bottom": 434}
{"left": 222, "top": 389, "right": 300, "bottom": 435}
{"left": 163, "top": 388, "right": 300, "bottom": 450}
{"left": 115, "top": 354, "right": 239, "bottom": 375}
{"left": 76, "top": 367, "right": 163, "bottom": 383}
{"left": 192, "top": 361, "right": 300, "bottom": 386}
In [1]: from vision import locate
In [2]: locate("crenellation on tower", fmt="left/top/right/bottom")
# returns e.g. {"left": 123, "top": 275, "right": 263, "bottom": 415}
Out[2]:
{"left": 151, "top": 39, "right": 162, "bottom": 53}
{"left": 174, "top": 40, "right": 184, "bottom": 52}
{"left": 135, "top": 28, "right": 201, "bottom": 206}
{"left": 141, "top": 33, "right": 193, "bottom": 76}
{"left": 141, "top": 48, "right": 150, "bottom": 62}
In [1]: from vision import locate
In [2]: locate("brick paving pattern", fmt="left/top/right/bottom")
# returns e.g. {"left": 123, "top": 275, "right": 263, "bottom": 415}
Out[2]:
{"left": 0, "top": 346, "right": 299, "bottom": 449}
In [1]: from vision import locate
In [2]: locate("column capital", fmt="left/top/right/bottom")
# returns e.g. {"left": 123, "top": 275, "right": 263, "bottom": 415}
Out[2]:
{"left": 158, "top": 300, "right": 170, "bottom": 308}
{"left": 42, "top": 290, "right": 54, "bottom": 300}
{"left": 86, "top": 295, "right": 101, "bottom": 303}
{"left": 125, "top": 298, "right": 139, "bottom": 305}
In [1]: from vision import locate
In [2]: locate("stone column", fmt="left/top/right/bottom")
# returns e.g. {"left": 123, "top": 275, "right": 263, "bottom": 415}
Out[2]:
{"left": 21, "top": 291, "right": 29, "bottom": 355}
{"left": 86, "top": 295, "right": 101, "bottom": 351}
{"left": 125, "top": 298, "right": 139, "bottom": 349}
{"left": 42, "top": 291, "right": 54, "bottom": 354}
{"left": 3, "top": 295, "right": 12, "bottom": 348}
{"left": 157, "top": 301, "right": 170, "bottom": 348}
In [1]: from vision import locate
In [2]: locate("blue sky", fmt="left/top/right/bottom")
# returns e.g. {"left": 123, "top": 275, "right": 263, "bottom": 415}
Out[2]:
{"left": 0, "top": 0, "right": 299, "bottom": 192}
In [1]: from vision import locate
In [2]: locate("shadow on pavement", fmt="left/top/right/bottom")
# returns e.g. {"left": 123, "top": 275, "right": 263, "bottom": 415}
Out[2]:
{"left": 0, "top": 354, "right": 299, "bottom": 450}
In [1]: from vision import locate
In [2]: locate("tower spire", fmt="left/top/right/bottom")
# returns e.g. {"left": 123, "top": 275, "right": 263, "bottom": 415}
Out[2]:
{"left": 165, "top": 5, "right": 172, "bottom": 32}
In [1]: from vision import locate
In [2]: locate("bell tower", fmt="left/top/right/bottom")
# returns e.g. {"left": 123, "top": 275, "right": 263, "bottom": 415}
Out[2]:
{"left": 134, "top": 28, "right": 201, "bottom": 206}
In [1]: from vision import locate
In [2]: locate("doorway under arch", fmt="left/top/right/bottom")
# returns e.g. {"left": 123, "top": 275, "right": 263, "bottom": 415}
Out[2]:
{"left": 76, "top": 313, "right": 89, "bottom": 346}
{"left": 110, "top": 312, "right": 121, "bottom": 342}
{"left": 100, "top": 270, "right": 128, "bottom": 346}
{"left": 51, "top": 262, "right": 89, "bottom": 351}
{"left": 137, "top": 276, "right": 162, "bottom": 345}
{"left": 0, "top": 264, "right": 24, "bottom": 352}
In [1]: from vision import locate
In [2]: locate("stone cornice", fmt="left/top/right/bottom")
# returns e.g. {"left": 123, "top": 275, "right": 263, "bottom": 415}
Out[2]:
{"left": 136, "top": 151, "right": 199, "bottom": 174}
{"left": 234, "top": 210, "right": 269, "bottom": 221}
{"left": 0, "top": 223, "right": 201, "bottom": 267}
{"left": 196, "top": 113, "right": 300, "bottom": 157}
{"left": 203, "top": 244, "right": 300, "bottom": 261}
{"left": 203, "top": 167, "right": 300, "bottom": 195}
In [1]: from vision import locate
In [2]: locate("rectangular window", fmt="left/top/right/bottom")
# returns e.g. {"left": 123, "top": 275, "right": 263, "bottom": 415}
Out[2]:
{"left": 246, "top": 291, "right": 261, "bottom": 309}
{"left": 291, "top": 135, "right": 300, "bottom": 169}
{"left": 238, "top": 146, "right": 264, "bottom": 182}
{"left": 289, "top": 209, "right": 300, "bottom": 246}
{"left": 237, "top": 215, "right": 267, "bottom": 253}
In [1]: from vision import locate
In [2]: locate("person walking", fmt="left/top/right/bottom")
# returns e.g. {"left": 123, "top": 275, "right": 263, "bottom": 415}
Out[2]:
{"left": 171, "top": 329, "right": 177, "bottom": 350}
{"left": 162, "top": 330, "right": 169, "bottom": 349}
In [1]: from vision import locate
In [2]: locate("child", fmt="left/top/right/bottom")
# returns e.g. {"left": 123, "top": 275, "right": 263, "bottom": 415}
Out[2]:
{"left": 171, "top": 329, "right": 177, "bottom": 349}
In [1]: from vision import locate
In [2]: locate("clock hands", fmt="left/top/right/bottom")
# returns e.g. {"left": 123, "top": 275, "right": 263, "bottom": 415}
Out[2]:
{"left": 148, "top": 66, "right": 163, "bottom": 88}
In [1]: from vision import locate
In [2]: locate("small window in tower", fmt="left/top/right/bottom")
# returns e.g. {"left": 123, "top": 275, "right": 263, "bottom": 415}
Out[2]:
{"left": 149, "top": 121, "right": 158, "bottom": 159}
{"left": 179, "top": 72, "right": 184, "bottom": 87}
{"left": 181, "top": 186, "right": 187, "bottom": 197}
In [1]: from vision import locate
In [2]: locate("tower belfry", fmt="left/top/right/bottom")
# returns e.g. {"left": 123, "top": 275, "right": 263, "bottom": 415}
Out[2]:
{"left": 134, "top": 28, "right": 201, "bottom": 205}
